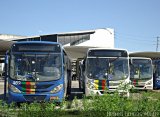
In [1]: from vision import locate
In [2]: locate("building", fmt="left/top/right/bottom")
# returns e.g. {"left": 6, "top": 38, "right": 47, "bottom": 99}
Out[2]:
{"left": 0, "top": 28, "right": 114, "bottom": 59}
{"left": 0, "top": 34, "right": 27, "bottom": 41}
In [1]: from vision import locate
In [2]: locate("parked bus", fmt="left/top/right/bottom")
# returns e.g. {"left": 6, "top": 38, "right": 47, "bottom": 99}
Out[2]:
{"left": 153, "top": 60, "right": 160, "bottom": 89}
{"left": 4, "top": 41, "right": 72, "bottom": 103}
{"left": 80, "top": 48, "right": 130, "bottom": 97}
{"left": 130, "top": 57, "right": 153, "bottom": 90}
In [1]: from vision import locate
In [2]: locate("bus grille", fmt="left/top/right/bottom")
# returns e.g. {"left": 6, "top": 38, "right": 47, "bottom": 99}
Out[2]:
{"left": 36, "top": 84, "right": 53, "bottom": 89}
{"left": 109, "top": 82, "right": 121, "bottom": 86}
{"left": 134, "top": 86, "right": 145, "bottom": 88}
{"left": 24, "top": 95, "right": 46, "bottom": 102}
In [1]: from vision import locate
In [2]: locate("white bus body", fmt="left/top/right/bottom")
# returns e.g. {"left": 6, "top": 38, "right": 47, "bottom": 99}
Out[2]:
{"left": 80, "top": 48, "right": 130, "bottom": 97}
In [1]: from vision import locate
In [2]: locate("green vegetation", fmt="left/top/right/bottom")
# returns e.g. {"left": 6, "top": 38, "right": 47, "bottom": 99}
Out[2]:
{"left": 0, "top": 91, "right": 160, "bottom": 117}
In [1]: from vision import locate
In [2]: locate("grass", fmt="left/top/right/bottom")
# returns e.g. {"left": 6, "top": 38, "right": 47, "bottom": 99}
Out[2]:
{"left": 0, "top": 91, "right": 160, "bottom": 117}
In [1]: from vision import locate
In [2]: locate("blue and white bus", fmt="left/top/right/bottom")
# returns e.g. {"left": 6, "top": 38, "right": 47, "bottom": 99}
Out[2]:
{"left": 130, "top": 57, "right": 153, "bottom": 90}
{"left": 79, "top": 48, "right": 130, "bottom": 97}
{"left": 4, "top": 41, "right": 72, "bottom": 103}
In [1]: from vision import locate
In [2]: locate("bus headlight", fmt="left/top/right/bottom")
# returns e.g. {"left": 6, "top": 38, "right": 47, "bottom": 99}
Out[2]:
{"left": 87, "top": 81, "right": 96, "bottom": 89}
{"left": 146, "top": 81, "right": 152, "bottom": 85}
{"left": 50, "top": 84, "right": 63, "bottom": 93}
{"left": 9, "top": 84, "right": 21, "bottom": 93}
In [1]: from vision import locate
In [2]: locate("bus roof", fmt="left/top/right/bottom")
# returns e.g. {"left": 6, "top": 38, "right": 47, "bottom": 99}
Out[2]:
{"left": 87, "top": 48, "right": 127, "bottom": 51}
{"left": 130, "top": 57, "right": 152, "bottom": 60}
{"left": 13, "top": 41, "right": 61, "bottom": 45}
{"left": 64, "top": 46, "right": 97, "bottom": 60}
{"left": 129, "top": 52, "right": 160, "bottom": 59}
{"left": 10, "top": 41, "right": 63, "bottom": 53}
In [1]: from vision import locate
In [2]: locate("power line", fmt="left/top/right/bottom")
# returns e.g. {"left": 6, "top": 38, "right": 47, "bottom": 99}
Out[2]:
{"left": 156, "top": 36, "right": 160, "bottom": 52}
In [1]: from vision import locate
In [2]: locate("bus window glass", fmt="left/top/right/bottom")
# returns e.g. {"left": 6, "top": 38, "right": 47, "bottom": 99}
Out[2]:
{"left": 10, "top": 53, "right": 62, "bottom": 81}
{"left": 86, "top": 57, "right": 129, "bottom": 80}
{"left": 130, "top": 59, "right": 152, "bottom": 79}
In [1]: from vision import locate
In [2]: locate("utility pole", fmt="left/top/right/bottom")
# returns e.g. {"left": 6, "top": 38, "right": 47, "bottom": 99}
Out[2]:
{"left": 156, "top": 36, "right": 160, "bottom": 52}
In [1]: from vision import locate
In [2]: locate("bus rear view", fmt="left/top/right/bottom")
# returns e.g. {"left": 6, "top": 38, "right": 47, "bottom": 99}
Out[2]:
{"left": 130, "top": 57, "right": 153, "bottom": 90}
{"left": 4, "top": 41, "right": 71, "bottom": 103}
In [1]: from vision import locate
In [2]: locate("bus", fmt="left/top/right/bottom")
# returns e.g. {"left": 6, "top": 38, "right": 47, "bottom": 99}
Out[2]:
{"left": 4, "top": 41, "right": 72, "bottom": 103}
{"left": 79, "top": 48, "right": 130, "bottom": 97}
{"left": 153, "top": 60, "right": 160, "bottom": 89}
{"left": 130, "top": 57, "right": 153, "bottom": 90}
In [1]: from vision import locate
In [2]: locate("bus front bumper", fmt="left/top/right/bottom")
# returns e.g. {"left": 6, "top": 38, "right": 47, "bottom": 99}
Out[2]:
{"left": 8, "top": 90, "right": 64, "bottom": 103}
{"left": 131, "top": 85, "right": 153, "bottom": 90}
{"left": 86, "top": 86, "right": 129, "bottom": 97}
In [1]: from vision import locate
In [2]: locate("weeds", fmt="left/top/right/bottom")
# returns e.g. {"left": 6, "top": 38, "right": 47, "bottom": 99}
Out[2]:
{"left": 0, "top": 92, "right": 160, "bottom": 117}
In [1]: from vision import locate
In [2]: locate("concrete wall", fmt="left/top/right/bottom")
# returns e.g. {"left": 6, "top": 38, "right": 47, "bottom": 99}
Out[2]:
{"left": 76, "top": 28, "right": 114, "bottom": 48}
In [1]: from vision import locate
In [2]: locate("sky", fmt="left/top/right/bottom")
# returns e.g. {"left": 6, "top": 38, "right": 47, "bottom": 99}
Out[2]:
{"left": 0, "top": 0, "right": 160, "bottom": 52}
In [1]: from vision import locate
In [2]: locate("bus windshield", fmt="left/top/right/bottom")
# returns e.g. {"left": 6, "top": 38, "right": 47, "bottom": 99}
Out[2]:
{"left": 86, "top": 57, "right": 129, "bottom": 80}
{"left": 130, "top": 59, "right": 152, "bottom": 79}
{"left": 10, "top": 53, "right": 62, "bottom": 81}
